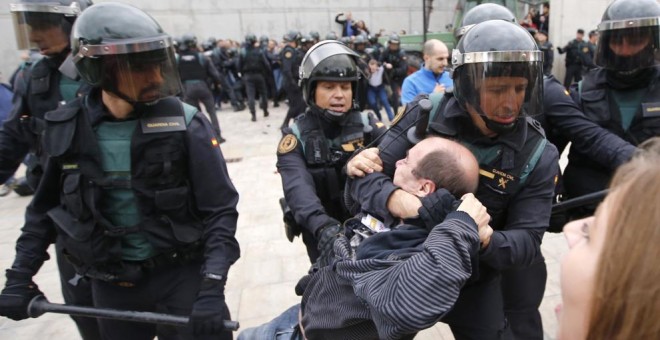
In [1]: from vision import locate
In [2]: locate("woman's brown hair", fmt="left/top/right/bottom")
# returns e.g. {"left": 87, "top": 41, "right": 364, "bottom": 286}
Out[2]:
{"left": 586, "top": 137, "right": 660, "bottom": 339}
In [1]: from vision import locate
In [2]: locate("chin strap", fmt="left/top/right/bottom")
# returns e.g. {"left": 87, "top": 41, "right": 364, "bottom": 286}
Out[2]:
{"left": 473, "top": 105, "right": 518, "bottom": 135}
{"left": 102, "top": 82, "right": 161, "bottom": 114}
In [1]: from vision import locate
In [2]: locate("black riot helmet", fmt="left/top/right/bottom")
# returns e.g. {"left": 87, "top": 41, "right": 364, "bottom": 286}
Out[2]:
{"left": 594, "top": 0, "right": 660, "bottom": 73}
{"left": 259, "top": 35, "right": 269, "bottom": 45}
{"left": 245, "top": 33, "right": 257, "bottom": 45}
{"left": 179, "top": 33, "right": 197, "bottom": 52}
{"left": 71, "top": 2, "right": 181, "bottom": 105}
{"left": 324, "top": 31, "right": 338, "bottom": 41}
{"left": 455, "top": 3, "right": 517, "bottom": 40}
{"left": 283, "top": 30, "right": 301, "bottom": 44}
{"left": 299, "top": 40, "right": 361, "bottom": 120}
{"left": 309, "top": 31, "right": 320, "bottom": 43}
{"left": 300, "top": 34, "right": 314, "bottom": 52}
{"left": 452, "top": 20, "right": 543, "bottom": 135}
{"left": 10, "top": 0, "right": 93, "bottom": 53}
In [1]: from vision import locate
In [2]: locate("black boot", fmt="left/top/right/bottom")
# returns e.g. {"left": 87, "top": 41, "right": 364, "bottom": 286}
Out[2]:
{"left": 263, "top": 110, "right": 269, "bottom": 117}
{"left": 251, "top": 112, "right": 257, "bottom": 122}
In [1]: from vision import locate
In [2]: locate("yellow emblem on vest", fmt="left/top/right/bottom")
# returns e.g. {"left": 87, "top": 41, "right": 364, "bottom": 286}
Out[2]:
{"left": 284, "top": 51, "right": 293, "bottom": 59}
{"left": 278, "top": 134, "right": 298, "bottom": 154}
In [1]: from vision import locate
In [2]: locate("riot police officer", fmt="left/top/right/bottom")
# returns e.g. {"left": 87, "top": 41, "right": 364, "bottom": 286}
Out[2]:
{"left": 279, "top": 30, "right": 306, "bottom": 129}
{"left": 379, "top": 34, "right": 408, "bottom": 113}
{"left": 260, "top": 35, "right": 280, "bottom": 108}
{"left": 558, "top": 29, "right": 587, "bottom": 88}
{"left": 277, "top": 40, "right": 387, "bottom": 265}
{"left": 347, "top": 20, "right": 559, "bottom": 339}
{"left": 0, "top": 3, "right": 239, "bottom": 339}
{"left": 240, "top": 33, "right": 271, "bottom": 122}
{"left": 178, "top": 33, "right": 226, "bottom": 142}
{"left": 0, "top": 1, "right": 99, "bottom": 338}
{"left": 564, "top": 0, "right": 660, "bottom": 217}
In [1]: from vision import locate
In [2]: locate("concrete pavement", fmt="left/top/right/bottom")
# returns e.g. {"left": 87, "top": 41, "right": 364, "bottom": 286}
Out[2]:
{"left": 0, "top": 103, "right": 567, "bottom": 339}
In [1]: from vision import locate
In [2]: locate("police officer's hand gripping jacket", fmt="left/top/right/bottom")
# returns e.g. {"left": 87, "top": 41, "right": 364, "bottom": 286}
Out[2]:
{"left": 316, "top": 223, "right": 342, "bottom": 267}
{"left": 418, "top": 189, "right": 460, "bottom": 231}
{"left": 0, "top": 269, "right": 44, "bottom": 320}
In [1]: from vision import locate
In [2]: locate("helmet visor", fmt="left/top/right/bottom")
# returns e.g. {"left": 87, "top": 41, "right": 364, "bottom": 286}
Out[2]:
{"left": 75, "top": 36, "right": 182, "bottom": 102}
{"left": 595, "top": 17, "right": 660, "bottom": 71}
{"left": 10, "top": 4, "right": 76, "bottom": 51}
{"left": 454, "top": 50, "right": 543, "bottom": 121}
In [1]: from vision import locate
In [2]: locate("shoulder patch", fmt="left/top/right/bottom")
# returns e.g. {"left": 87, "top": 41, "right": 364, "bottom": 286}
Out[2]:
{"left": 277, "top": 134, "right": 298, "bottom": 154}
{"left": 582, "top": 47, "right": 589, "bottom": 53}
{"left": 390, "top": 105, "right": 407, "bottom": 126}
{"left": 284, "top": 51, "right": 293, "bottom": 59}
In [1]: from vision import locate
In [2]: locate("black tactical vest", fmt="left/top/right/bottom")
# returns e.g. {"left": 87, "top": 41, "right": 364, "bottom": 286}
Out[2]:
{"left": 291, "top": 111, "right": 372, "bottom": 219}
{"left": 43, "top": 96, "right": 202, "bottom": 277}
{"left": 241, "top": 47, "right": 265, "bottom": 74}
{"left": 577, "top": 68, "right": 660, "bottom": 166}
{"left": 178, "top": 52, "right": 207, "bottom": 82}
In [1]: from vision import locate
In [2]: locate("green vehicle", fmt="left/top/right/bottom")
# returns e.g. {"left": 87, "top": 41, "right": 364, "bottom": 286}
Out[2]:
{"left": 380, "top": 0, "right": 546, "bottom": 70}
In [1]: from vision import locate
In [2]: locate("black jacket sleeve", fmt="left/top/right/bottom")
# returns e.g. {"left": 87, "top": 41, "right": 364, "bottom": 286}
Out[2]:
{"left": 544, "top": 76, "right": 635, "bottom": 169}
{"left": 185, "top": 112, "right": 240, "bottom": 277}
{"left": 10, "top": 157, "right": 60, "bottom": 275}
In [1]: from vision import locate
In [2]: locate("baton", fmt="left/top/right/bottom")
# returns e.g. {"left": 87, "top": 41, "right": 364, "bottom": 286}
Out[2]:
{"left": 27, "top": 295, "right": 239, "bottom": 331}
{"left": 551, "top": 189, "right": 608, "bottom": 214}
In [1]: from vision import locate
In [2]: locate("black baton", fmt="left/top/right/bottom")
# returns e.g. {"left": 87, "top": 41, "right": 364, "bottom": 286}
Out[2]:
{"left": 27, "top": 295, "right": 240, "bottom": 331}
{"left": 552, "top": 190, "right": 609, "bottom": 214}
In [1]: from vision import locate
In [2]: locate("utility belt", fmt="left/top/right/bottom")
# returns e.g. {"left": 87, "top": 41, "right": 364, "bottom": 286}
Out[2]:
{"left": 67, "top": 242, "right": 204, "bottom": 287}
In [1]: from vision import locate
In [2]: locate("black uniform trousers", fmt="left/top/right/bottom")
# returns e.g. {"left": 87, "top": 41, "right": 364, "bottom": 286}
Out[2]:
{"left": 92, "top": 261, "right": 232, "bottom": 340}
{"left": 501, "top": 258, "right": 547, "bottom": 340}
{"left": 442, "top": 275, "right": 512, "bottom": 340}
{"left": 242, "top": 73, "right": 269, "bottom": 118}
{"left": 281, "top": 80, "right": 306, "bottom": 129}
{"left": 563, "top": 64, "right": 583, "bottom": 89}
{"left": 183, "top": 81, "right": 222, "bottom": 137}
{"left": 56, "top": 241, "right": 102, "bottom": 340}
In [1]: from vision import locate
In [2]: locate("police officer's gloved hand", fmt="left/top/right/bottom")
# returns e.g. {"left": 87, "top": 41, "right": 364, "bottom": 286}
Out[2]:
{"left": 418, "top": 189, "right": 460, "bottom": 231}
{"left": 190, "top": 278, "right": 227, "bottom": 335}
{"left": 0, "top": 269, "right": 43, "bottom": 320}
{"left": 316, "top": 223, "right": 342, "bottom": 268}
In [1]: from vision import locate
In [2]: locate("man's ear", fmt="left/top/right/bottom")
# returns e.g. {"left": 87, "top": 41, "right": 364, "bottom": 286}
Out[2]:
{"left": 420, "top": 180, "right": 436, "bottom": 196}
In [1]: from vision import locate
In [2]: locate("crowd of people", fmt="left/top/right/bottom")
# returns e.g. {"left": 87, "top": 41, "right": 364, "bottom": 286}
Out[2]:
{"left": 0, "top": 0, "right": 659, "bottom": 340}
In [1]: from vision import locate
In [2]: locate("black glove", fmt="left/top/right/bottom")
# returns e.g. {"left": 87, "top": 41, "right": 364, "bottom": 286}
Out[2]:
{"left": 190, "top": 278, "right": 227, "bottom": 335}
{"left": 418, "top": 189, "right": 459, "bottom": 231}
{"left": 0, "top": 269, "right": 43, "bottom": 321}
{"left": 316, "top": 223, "right": 342, "bottom": 268}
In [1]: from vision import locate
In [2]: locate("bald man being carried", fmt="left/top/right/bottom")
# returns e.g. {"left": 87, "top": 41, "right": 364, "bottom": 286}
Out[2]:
{"left": 401, "top": 39, "right": 453, "bottom": 105}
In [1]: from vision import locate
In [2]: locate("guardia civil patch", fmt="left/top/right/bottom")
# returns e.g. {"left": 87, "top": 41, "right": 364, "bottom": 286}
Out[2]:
{"left": 284, "top": 51, "right": 293, "bottom": 59}
{"left": 277, "top": 134, "right": 298, "bottom": 154}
